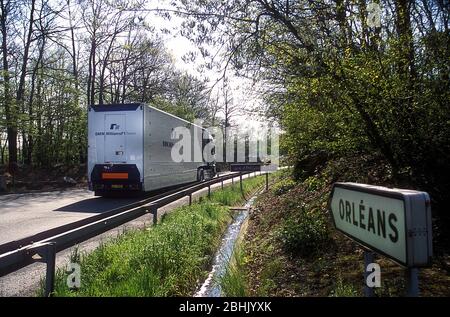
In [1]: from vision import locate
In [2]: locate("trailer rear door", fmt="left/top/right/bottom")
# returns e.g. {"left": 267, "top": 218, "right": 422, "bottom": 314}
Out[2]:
{"left": 104, "top": 114, "right": 126, "bottom": 163}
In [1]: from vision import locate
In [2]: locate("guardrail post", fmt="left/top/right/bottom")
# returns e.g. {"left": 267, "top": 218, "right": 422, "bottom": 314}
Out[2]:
{"left": 44, "top": 242, "right": 56, "bottom": 297}
{"left": 265, "top": 172, "right": 269, "bottom": 191}
{"left": 240, "top": 173, "right": 243, "bottom": 193}
{"left": 151, "top": 205, "right": 158, "bottom": 226}
{"left": 208, "top": 185, "right": 211, "bottom": 198}
{"left": 189, "top": 193, "right": 192, "bottom": 206}
{"left": 363, "top": 251, "right": 375, "bottom": 297}
{"left": 406, "top": 268, "right": 419, "bottom": 297}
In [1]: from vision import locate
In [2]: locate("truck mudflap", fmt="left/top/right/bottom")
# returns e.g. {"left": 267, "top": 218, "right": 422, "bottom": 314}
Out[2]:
{"left": 90, "top": 164, "right": 142, "bottom": 192}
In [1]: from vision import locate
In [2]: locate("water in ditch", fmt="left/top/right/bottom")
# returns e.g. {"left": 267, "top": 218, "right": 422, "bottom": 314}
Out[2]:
{"left": 194, "top": 194, "right": 258, "bottom": 297}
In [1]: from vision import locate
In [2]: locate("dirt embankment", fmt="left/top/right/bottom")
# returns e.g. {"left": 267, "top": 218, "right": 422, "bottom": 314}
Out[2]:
{"left": 0, "top": 164, "right": 87, "bottom": 194}
{"left": 241, "top": 156, "right": 450, "bottom": 297}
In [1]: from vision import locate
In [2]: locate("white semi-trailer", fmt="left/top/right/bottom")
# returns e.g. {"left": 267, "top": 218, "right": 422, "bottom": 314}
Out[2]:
{"left": 88, "top": 103, "right": 216, "bottom": 196}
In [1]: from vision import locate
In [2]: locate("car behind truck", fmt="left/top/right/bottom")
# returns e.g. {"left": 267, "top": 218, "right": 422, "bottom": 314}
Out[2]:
{"left": 88, "top": 103, "right": 216, "bottom": 196}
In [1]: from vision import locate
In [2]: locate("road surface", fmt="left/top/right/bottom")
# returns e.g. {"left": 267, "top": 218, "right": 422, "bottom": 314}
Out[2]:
{"left": 0, "top": 189, "right": 144, "bottom": 245}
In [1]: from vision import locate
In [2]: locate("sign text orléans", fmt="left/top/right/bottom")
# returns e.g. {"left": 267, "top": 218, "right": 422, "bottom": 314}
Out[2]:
{"left": 329, "top": 182, "right": 432, "bottom": 267}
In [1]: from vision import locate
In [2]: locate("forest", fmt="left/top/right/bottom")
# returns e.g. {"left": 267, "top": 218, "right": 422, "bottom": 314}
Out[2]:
{"left": 1, "top": 1, "right": 449, "bottom": 237}
{"left": 0, "top": 0, "right": 222, "bottom": 169}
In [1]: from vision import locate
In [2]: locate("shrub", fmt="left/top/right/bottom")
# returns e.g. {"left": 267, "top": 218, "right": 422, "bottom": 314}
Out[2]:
{"left": 303, "top": 176, "right": 326, "bottom": 192}
{"left": 271, "top": 179, "right": 296, "bottom": 196}
{"left": 278, "top": 211, "right": 330, "bottom": 256}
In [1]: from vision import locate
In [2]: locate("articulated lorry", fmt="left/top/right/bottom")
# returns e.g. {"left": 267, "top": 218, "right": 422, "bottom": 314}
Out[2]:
{"left": 88, "top": 103, "right": 216, "bottom": 196}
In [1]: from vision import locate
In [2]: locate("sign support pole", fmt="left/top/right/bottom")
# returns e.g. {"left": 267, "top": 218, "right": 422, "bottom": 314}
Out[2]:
{"left": 363, "top": 250, "right": 375, "bottom": 297}
{"left": 406, "top": 268, "right": 419, "bottom": 297}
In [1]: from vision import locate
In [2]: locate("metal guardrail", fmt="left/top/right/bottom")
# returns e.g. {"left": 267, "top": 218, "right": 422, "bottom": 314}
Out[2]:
{"left": 0, "top": 171, "right": 270, "bottom": 296}
{"left": 0, "top": 181, "right": 202, "bottom": 255}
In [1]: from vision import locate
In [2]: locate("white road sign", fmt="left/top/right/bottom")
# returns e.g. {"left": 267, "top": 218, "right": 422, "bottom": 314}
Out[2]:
{"left": 329, "top": 183, "right": 432, "bottom": 267}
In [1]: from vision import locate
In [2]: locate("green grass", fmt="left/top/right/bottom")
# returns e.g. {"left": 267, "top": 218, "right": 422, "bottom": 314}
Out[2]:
{"left": 330, "top": 276, "right": 359, "bottom": 297}
{"left": 41, "top": 175, "right": 266, "bottom": 297}
{"left": 209, "top": 174, "right": 266, "bottom": 206}
{"left": 219, "top": 245, "right": 249, "bottom": 296}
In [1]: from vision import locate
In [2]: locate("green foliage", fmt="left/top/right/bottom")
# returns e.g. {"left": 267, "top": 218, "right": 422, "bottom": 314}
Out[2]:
{"left": 280, "top": 74, "right": 370, "bottom": 163}
{"left": 271, "top": 178, "right": 296, "bottom": 196}
{"left": 209, "top": 175, "right": 265, "bottom": 206}
{"left": 330, "top": 276, "right": 359, "bottom": 297}
{"left": 278, "top": 210, "right": 330, "bottom": 257}
{"left": 150, "top": 73, "right": 210, "bottom": 123}
{"left": 303, "top": 176, "right": 327, "bottom": 192}
{"left": 256, "top": 258, "right": 284, "bottom": 296}
{"left": 0, "top": 0, "right": 212, "bottom": 168}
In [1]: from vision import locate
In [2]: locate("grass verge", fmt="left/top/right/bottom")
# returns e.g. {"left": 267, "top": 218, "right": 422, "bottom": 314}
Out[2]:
{"left": 220, "top": 245, "right": 249, "bottom": 296}
{"left": 39, "top": 174, "right": 266, "bottom": 297}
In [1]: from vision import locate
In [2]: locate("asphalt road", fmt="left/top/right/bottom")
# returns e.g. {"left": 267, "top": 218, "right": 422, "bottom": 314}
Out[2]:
{"left": 0, "top": 189, "right": 144, "bottom": 245}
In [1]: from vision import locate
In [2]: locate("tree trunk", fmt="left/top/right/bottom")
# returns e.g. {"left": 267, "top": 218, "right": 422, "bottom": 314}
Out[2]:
{"left": 15, "top": 0, "right": 36, "bottom": 167}
{"left": 68, "top": 0, "right": 79, "bottom": 106}
{"left": 99, "top": 35, "right": 117, "bottom": 105}
{"left": 0, "top": 0, "right": 18, "bottom": 171}
{"left": 395, "top": 0, "right": 416, "bottom": 80}
{"left": 394, "top": 0, "right": 418, "bottom": 170}
{"left": 87, "top": 39, "right": 96, "bottom": 106}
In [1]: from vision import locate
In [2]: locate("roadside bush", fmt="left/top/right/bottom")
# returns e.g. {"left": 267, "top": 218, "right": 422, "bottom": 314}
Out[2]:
{"left": 271, "top": 179, "right": 296, "bottom": 196}
{"left": 278, "top": 211, "right": 330, "bottom": 256}
{"left": 303, "top": 176, "right": 327, "bottom": 192}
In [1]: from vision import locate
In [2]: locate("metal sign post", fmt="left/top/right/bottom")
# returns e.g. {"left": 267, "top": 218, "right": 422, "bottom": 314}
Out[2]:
{"left": 406, "top": 268, "right": 419, "bottom": 297}
{"left": 363, "top": 250, "right": 375, "bottom": 297}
